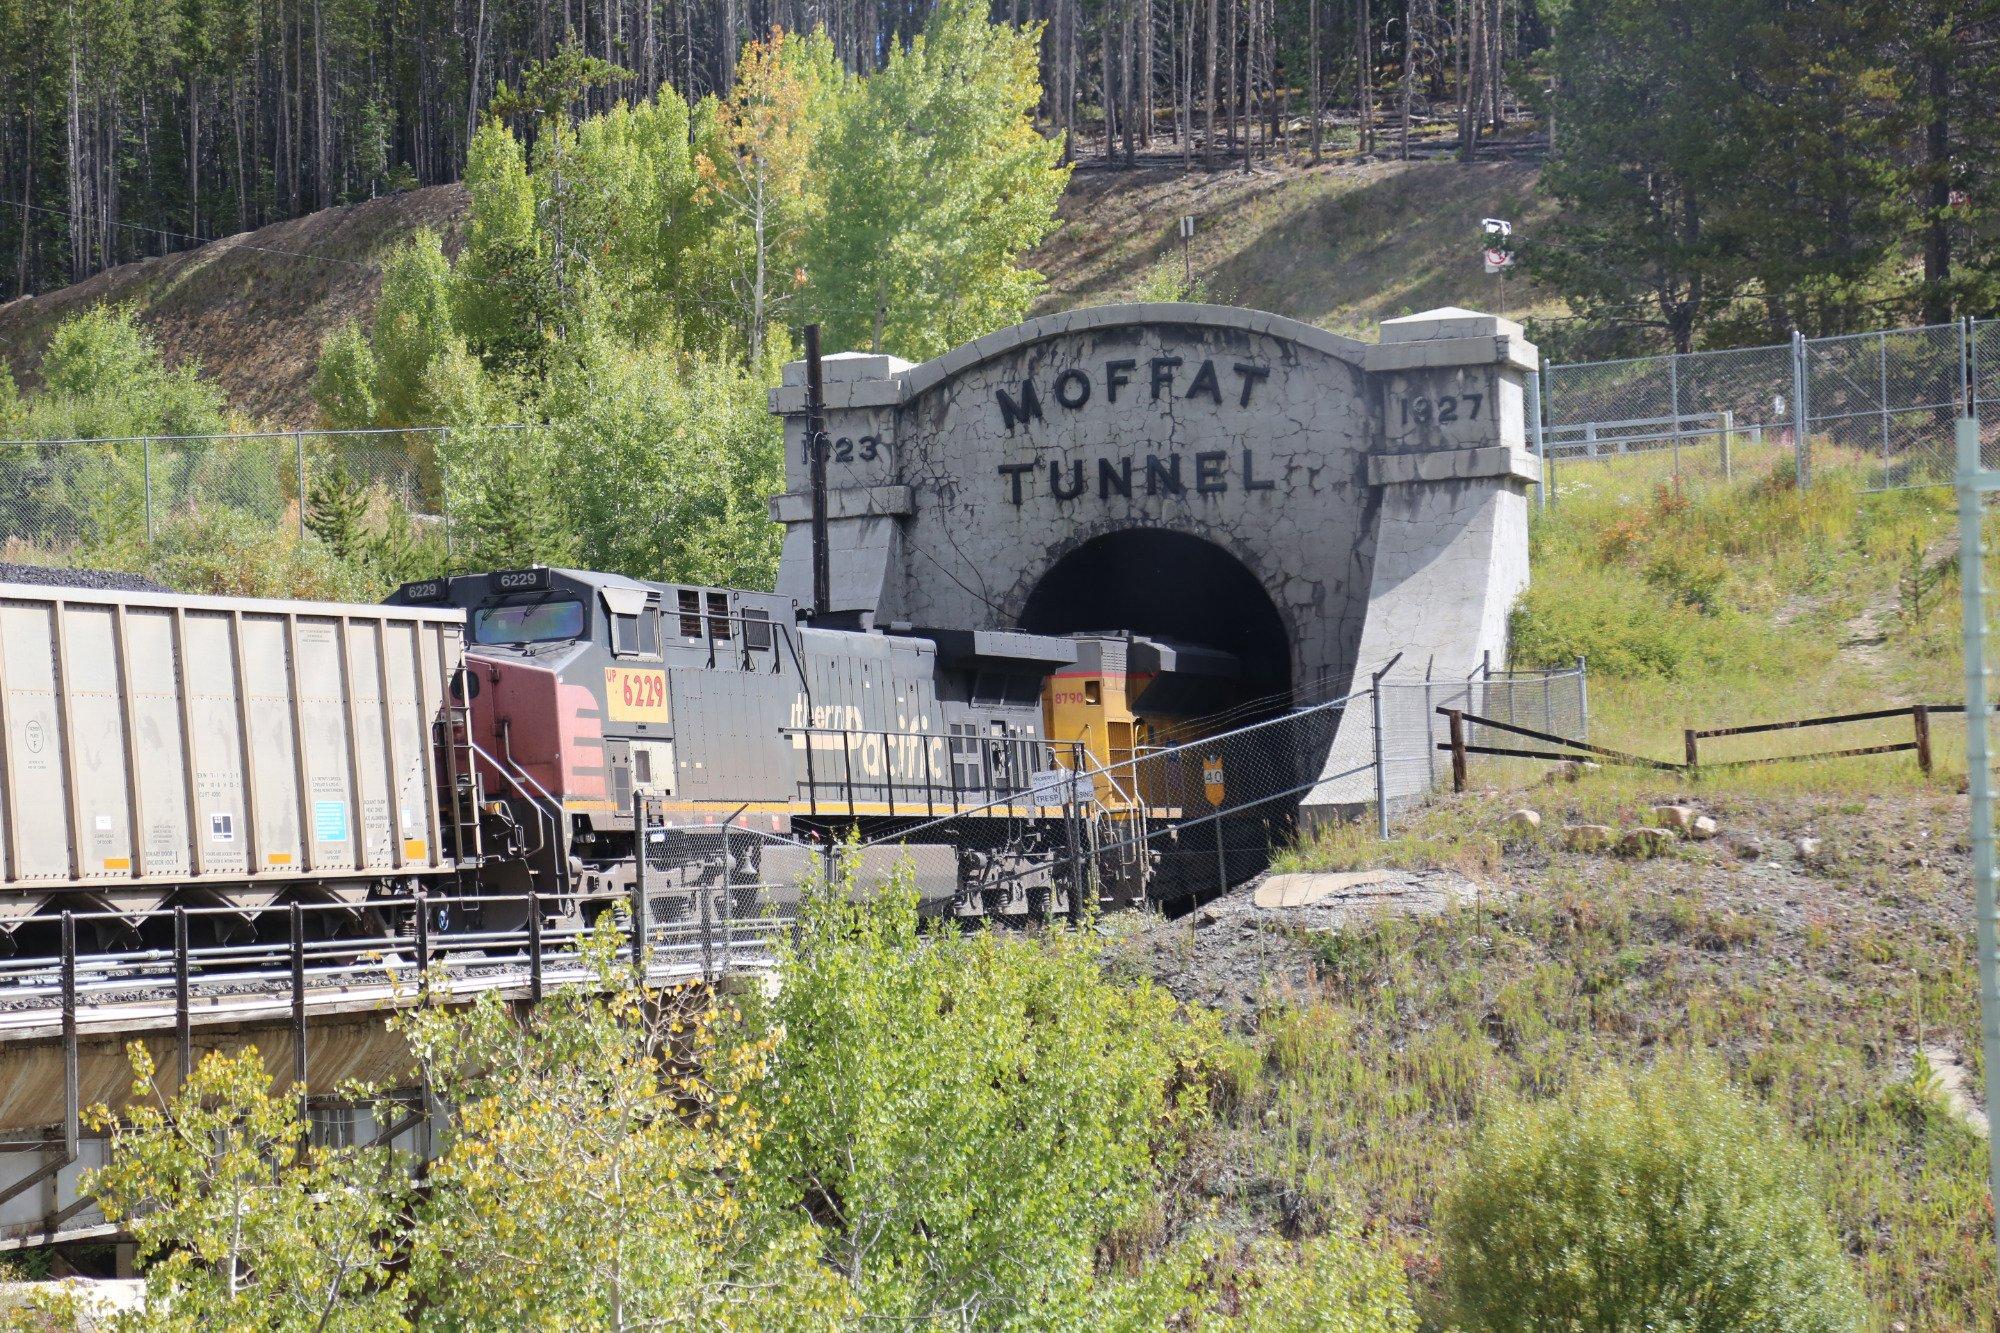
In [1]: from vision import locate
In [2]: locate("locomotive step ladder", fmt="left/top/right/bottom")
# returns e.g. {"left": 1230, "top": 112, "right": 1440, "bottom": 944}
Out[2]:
{"left": 437, "top": 667, "right": 486, "bottom": 873}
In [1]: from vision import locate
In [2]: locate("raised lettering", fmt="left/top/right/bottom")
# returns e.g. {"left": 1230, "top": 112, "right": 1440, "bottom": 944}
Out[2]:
{"left": 1195, "top": 450, "right": 1228, "bottom": 493}
{"left": 1105, "top": 359, "right": 1136, "bottom": 403}
{"left": 1054, "top": 368, "right": 1092, "bottom": 409}
{"left": 998, "top": 461, "right": 1035, "bottom": 505}
{"left": 1050, "top": 459, "right": 1086, "bottom": 500}
{"left": 1187, "top": 359, "right": 1222, "bottom": 404}
{"left": 1233, "top": 362, "right": 1271, "bottom": 406}
{"left": 1149, "top": 356, "right": 1182, "bottom": 400}
{"left": 1099, "top": 456, "right": 1134, "bottom": 499}
{"left": 1242, "top": 448, "right": 1275, "bottom": 491}
{"left": 996, "top": 380, "right": 1043, "bottom": 431}
{"left": 1145, "top": 454, "right": 1184, "bottom": 496}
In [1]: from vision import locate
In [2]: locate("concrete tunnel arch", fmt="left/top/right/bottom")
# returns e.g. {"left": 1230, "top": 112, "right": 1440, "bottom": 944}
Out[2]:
{"left": 767, "top": 302, "right": 1543, "bottom": 819}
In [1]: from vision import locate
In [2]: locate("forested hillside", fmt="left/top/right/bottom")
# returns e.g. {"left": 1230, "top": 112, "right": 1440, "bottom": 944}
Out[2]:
{"left": 0, "top": 0, "right": 1531, "bottom": 299}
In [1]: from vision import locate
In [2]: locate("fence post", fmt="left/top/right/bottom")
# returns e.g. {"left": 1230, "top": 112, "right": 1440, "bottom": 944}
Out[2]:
{"left": 1879, "top": 333, "right": 1893, "bottom": 487}
{"left": 1371, "top": 683, "right": 1391, "bottom": 839}
{"left": 1531, "top": 362, "right": 1549, "bottom": 510}
{"left": 173, "top": 906, "right": 191, "bottom": 1086}
{"left": 1913, "top": 704, "right": 1933, "bottom": 775}
{"left": 527, "top": 890, "right": 544, "bottom": 1004}
{"left": 630, "top": 792, "right": 650, "bottom": 982}
{"left": 1585, "top": 420, "right": 1599, "bottom": 458}
{"left": 143, "top": 437, "right": 154, "bottom": 543}
{"left": 290, "top": 903, "right": 308, "bottom": 1112}
{"left": 1576, "top": 655, "right": 1590, "bottom": 740}
{"left": 1720, "top": 409, "right": 1733, "bottom": 480}
{"left": 1684, "top": 729, "right": 1699, "bottom": 772}
{"left": 1792, "top": 329, "right": 1811, "bottom": 487}
{"left": 295, "top": 430, "right": 307, "bottom": 540}
{"left": 1669, "top": 351, "right": 1683, "bottom": 482}
{"left": 1962, "top": 316, "right": 1974, "bottom": 417}
{"left": 1447, "top": 709, "right": 1468, "bottom": 793}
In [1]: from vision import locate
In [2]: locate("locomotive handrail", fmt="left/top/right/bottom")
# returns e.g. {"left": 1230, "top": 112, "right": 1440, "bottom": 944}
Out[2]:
{"left": 474, "top": 735, "right": 571, "bottom": 898}
{"left": 778, "top": 728, "right": 1088, "bottom": 821}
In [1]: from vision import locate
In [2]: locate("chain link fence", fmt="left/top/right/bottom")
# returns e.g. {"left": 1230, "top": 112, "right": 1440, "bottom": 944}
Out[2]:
{"left": 853, "top": 660, "right": 1590, "bottom": 906}
{"left": 0, "top": 426, "right": 464, "bottom": 565}
{"left": 1540, "top": 317, "right": 2000, "bottom": 498}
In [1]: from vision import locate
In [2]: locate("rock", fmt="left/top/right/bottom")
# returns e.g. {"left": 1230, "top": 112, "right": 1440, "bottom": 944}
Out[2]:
{"left": 1506, "top": 809, "right": 1543, "bottom": 836}
{"left": 1690, "top": 815, "right": 1719, "bottom": 840}
{"left": 1795, "top": 836, "right": 1822, "bottom": 860}
{"left": 1653, "top": 804, "right": 1698, "bottom": 832}
{"left": 1733, "top": 838, "right": 1763, "bottom": 860}
{"left": 1617, "top": 827, "right": 1676, "bottom": 858}
{"left": 1562, "top": 823, "right": 1616, "bottom": 852}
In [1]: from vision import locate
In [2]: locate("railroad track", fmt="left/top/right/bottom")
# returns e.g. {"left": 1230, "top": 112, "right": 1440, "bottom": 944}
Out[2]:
{"left": 0, "top": 894, "right": 792, "bottom": 1039}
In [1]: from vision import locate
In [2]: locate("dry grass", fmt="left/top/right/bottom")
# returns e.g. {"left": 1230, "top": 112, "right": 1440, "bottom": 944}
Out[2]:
{"left": 0, "top": 184, "right": 468, "bottom": 427}
{"left": 1034, "top": 157, "right": 1560, "bottom": 337}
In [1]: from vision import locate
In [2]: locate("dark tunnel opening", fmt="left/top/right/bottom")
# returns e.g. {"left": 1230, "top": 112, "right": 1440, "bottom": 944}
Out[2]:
{"left": 1018, "top": 529, "right": 1303, "bottom": 909}
{"left": 1018, "top": 528, "right": 1293, "bottom": 718}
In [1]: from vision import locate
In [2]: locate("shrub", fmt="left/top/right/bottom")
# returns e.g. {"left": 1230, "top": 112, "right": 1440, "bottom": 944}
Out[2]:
{"left": 1437, "top": 1059, "right": 1865, "bottom": 1332}
{"left": 743, "top": 869, "right": 1234, "bottom": 1325}
{"left": 1233, "top": 1230, "right": 1418, "bottom": 1332}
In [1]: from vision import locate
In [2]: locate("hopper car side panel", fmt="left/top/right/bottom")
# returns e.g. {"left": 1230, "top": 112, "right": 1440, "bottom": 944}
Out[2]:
{"left": 0, "top": 585, "right": 461, "bottom": 927}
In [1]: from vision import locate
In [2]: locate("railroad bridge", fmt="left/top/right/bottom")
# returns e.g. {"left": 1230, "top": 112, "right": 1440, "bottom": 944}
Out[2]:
{"left": 768, "top": 303, "right": 1541, "bottom": 813}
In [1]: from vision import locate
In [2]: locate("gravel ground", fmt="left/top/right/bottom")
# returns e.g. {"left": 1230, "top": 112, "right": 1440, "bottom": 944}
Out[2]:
{"left": 1104, "top": 867, "right": 1483, "bottom": 1026}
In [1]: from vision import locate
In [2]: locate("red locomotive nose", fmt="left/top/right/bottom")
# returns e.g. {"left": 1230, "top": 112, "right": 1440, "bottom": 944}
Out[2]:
{"left": 466, "top": 653, "right": 607, "bottom": 808}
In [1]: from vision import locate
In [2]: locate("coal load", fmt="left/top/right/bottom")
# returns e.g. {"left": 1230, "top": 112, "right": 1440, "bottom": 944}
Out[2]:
{"left": 0, "top": 563, "right": 169, "bottom": 593}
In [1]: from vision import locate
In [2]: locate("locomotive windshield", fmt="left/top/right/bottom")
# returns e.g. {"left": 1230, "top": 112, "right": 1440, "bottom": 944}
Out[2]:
{"left": 473, "top": 600, "right": 585, "bottom": 645}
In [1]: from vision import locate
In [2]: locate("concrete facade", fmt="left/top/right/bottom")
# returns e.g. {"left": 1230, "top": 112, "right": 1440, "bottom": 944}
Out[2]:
{"left": 770, "top": 303, "right": 1539, "bottom": 813}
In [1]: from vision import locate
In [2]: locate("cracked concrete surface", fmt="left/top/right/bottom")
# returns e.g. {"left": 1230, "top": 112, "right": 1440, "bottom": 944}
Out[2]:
{"left": 768, "top": 303, "right": 1538, "bottom": 821}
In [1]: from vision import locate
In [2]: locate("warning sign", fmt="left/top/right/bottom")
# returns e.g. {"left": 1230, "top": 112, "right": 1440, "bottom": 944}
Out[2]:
{"left": 1202, "top": 755, "right": 1226, "bottom": 806}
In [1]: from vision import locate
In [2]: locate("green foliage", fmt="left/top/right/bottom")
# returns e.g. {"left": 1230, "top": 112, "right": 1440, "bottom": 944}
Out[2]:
{"left": 740, "top": 868, "right": 1232, "bottom": 1324}
{"left": 536, "top": 338, "right": 788, "bottom": 588}
{"left": 800, "top": 0, "right": 1071, "bottom": 358}
{"left": 1232, "top": 1231, "right": 1420, "bottom": 1331}
{"left": 311, "top": 322, "right": 381, "bottom": 431}
{"left": 397, "top": 922, "right": 850, "bottom": 1329}
{"left": 1532, "top": 0, "right": 2000, "bottom": 348}
{"left": 26, "top": 306, "right": 226, "bottom": 439}
{"left": 368, "top": 232, "right": 457, "bottom": 427}
{"left": 1437, "top": 1059, "right": 1866, "bottom": 1331}
{"left": 86, "top": 1045, "right": 412, "bottom": 1331}
{"left": 1133, "top": 255, "right": 1208, "bottom": 303}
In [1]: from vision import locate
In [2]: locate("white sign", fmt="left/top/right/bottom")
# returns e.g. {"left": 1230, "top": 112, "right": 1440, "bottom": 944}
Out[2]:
{"left": 1029, "top": 767, "right": 1090, "bottom": 805}
{"left": 1179, "top": 215, "right": 1196, "bottom": 240}
{"left": 1483, "top": 247, "right": 1515, "bottom": 274}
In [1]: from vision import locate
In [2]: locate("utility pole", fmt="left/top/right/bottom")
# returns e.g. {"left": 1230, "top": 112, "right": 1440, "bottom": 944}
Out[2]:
{"left": 804, "top": 323, "right": 831, "bottom": 621}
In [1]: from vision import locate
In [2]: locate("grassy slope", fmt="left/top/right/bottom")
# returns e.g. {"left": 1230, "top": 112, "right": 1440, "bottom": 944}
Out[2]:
{"left": 1035, "top": 158, "right": 1559, "bottom": 338}
{"left": 0, "top": 184, "right": 467, "bottom": 426}
{"left": 1113, "top": 469, "right": 1992, "bottom": 1325}
{"left": 0, "top": 156, "right": 1552, "bottom": 425}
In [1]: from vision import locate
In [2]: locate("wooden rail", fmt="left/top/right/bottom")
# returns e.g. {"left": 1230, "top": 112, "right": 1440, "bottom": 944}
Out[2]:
{"left": 1439, "top": 702, "right": 1962, "bottom": 791}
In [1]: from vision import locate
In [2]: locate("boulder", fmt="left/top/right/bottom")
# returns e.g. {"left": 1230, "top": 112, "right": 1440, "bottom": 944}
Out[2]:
{"left": 1690, "top": 815, "right": 1719, "bottom": 840}
{"left": 1562, "top": 823, "right": 1616, "bottom": 852}
{"left": 1796, "top": 836, "right": 1823, "bottom": 860}
{"left": 1506, "top": 809, "right": 1543, "bottom": 836}
{"left": 1618, "top": 828, "right": 1676, "bottom": 859}
{"left": 1653, "top": 804, "right": 1698, "bottom": 832}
